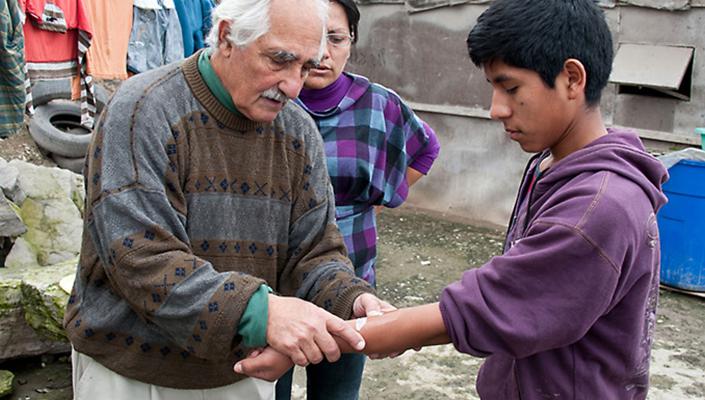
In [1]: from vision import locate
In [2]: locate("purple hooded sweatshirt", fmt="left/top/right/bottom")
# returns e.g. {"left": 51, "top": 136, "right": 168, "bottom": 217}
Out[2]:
{"left": 439, "top": 129, "right": 668, "bottom": 400}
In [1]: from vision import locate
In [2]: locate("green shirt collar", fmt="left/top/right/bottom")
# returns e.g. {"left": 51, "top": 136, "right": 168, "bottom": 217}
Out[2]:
{"left": 197, "top": 49, "right": 242, "bottom": 117}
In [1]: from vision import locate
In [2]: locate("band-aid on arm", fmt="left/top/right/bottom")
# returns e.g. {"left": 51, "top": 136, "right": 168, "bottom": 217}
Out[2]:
{"left": 355, "top": 317, "right": 367, "bottom": 331}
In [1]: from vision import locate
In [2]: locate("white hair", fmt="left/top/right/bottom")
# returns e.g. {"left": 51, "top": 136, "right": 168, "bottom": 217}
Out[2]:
{"left": 206, "top": 0, "right": 329, "bottom": 58}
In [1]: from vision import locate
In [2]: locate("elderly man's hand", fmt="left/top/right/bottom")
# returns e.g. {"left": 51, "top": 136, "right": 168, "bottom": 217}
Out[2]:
{"left": 266, "top": 294, "right": 365, "bottom": 367}
{"left": 352, "top": 292, "right": 396, "bottom": 318}
{"left": 234, "top": 347, "right": 293, "bottom": 382}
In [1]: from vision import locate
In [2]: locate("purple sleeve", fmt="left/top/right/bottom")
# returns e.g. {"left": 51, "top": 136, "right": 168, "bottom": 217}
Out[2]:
{"left": 408, "top": 120, "right": 440, "bottom": 175}
{"left": 439, "top": 222, "right": 618, "bottom": 359}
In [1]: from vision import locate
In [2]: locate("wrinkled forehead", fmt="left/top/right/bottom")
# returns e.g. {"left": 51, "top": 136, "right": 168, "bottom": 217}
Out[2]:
{"left": 262, "top": 0, "right": 326, "bottom": 60}
{"left": 268, "top": 0, "right": 326, "bottom": 38}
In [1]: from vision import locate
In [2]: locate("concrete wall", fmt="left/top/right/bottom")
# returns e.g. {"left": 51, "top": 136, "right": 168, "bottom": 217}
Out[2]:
{"left": 347, "top": 1, "right": 705, "bottom": 227}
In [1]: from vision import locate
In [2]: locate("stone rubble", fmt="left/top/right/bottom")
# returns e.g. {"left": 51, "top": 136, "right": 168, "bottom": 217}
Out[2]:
{"left": 0, "top": 157, "right": 83, "bottom": 361}
{"left": 0, "top": 369, "right": 14, "bottom": 397}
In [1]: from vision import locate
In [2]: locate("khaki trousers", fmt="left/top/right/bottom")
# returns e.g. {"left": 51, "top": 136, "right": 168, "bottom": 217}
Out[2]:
{"left": 72, "top": 349, "right": 275, "bottom": 400}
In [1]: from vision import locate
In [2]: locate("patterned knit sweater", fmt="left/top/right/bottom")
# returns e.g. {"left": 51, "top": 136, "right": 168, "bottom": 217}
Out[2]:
{"left": 63, "top": 52, "right": 373, "bottom": 389}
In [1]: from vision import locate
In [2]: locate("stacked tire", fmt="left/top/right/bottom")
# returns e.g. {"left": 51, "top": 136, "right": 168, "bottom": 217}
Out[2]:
{"left": 28, "top": 80, "right": 108, "bottom": 174}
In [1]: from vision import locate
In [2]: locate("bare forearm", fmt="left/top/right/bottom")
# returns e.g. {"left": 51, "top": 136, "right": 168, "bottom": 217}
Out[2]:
{"left": 339, "top": 302, "right": 450, "bottom": 354}
{"left": 406, "top": 167, "right": 424, "bottom": 187}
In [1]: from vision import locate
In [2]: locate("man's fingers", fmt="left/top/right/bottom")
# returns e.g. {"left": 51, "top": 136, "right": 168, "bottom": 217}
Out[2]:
{"left": 234, "top": 359, "right": 273, "bottom": 381}
{"left": 314, "top": 331, "right": 341, "bottom": 363}
{"left": 327, "top": 317, "right": 365, "bottom": 351}
{"left": 287, "top": 346, "right": 309, "bottom": 367}
{"left": 234, "top": 360, "right": 276, "bottom": 382}
{"left": 299, "top": 337, "right": 324, "bottom": 365}
{"left": 380, "top": 300, "right": 397, "bottom": 313}
{"left": 360, "top": 293, "right": 382, "bottom": 316}
{"left": 352, "top": 293, "right": 397, "bottom": 318}
{"left": 234, "top": 347, "right": 295, "bottom": 382}
{"left": 368, "top": 350, "right": 403, "bottom": 360}
{"left": 247, "top": 348, "right": 264, "bottom": 358}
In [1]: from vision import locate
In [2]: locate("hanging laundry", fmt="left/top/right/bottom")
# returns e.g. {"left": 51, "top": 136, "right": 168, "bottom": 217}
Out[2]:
{"left": 36, "top": 0, "right": 67, "bottom": 32}
{"left": 83, "top": 0, "right": 133, "bottom": 80}
{"left": 22, "top": 0, "right": 97, "bottom": 128}
{"left": 0, "top": 0, "right": 26, "bottom": 138}
{"left": 173, "top": 0, "right": 214, "bottom": 57}
{"left": 127, "top": 0, "right": 183, "bottom": 74}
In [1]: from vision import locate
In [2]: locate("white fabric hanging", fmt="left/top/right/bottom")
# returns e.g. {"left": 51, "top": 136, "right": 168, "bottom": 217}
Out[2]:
{"left": 133, "top": 0, "right": 175, "bottom": 10}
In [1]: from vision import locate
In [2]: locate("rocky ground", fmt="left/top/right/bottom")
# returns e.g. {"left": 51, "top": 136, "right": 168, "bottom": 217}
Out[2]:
{"left": 0, "top": 121, "right": 53, "bottom": 167}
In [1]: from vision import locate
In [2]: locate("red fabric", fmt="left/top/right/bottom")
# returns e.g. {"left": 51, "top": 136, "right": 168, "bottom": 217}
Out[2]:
{"left": 22, "top": 0, "right": 93, "bottom": 63}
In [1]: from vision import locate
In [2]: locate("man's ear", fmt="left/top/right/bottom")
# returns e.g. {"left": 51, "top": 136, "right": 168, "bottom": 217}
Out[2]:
{"left": 563, "top": 58, "right": 587, "bottom": 100}
{"left": 217, "top": 20, "right": 233, "bottom": 51}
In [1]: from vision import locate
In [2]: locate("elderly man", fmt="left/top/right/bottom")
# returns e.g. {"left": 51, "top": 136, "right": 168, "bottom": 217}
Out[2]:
{"left": 63, "top": 0, "right": 389, "bottom": 398}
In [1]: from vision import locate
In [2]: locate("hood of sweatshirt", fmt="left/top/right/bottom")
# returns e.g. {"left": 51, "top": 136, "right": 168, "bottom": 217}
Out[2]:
{"left": 537, "top": 128, "right": 668, "bottom": 213}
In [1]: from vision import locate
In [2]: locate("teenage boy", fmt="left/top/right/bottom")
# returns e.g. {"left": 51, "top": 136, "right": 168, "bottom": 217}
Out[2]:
{"left": 236, "top": 1, "right": 668, "bottom": 399}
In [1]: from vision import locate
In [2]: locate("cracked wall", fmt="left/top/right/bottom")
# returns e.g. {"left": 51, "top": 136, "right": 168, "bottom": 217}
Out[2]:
{"left": 347, "top": 2, "right": 705, "bottom": 226}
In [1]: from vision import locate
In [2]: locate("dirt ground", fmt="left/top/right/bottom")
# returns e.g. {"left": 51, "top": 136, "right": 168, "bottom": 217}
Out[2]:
{"left": 0, "top": 121, "right": 54, "bottom": 167}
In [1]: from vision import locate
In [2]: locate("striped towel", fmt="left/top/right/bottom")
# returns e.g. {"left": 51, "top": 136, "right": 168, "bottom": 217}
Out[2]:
{"left": 0, "top": 0, "right": 26, "bottom": 138}
{"left": 23, "top": 0, "right": 96, "bottom": 128}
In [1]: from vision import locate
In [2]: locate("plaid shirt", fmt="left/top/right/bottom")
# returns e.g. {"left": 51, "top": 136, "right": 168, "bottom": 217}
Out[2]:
{"left": 296, "top": 73, "right": 439, "bottom": 286}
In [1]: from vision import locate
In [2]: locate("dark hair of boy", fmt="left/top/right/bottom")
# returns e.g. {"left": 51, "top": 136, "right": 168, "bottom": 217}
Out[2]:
{"left": 467, "top": 0, "right": 613, "bottom": 107}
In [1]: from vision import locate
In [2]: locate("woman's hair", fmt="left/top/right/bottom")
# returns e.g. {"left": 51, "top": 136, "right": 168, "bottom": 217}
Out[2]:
{"left": 334, "top": 0, "right": 360, "bottom": 44}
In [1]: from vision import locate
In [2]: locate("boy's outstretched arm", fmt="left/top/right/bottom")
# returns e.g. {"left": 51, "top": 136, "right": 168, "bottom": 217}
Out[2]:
{"left": 234, "top": 303, "right": 449, "bottom": 381}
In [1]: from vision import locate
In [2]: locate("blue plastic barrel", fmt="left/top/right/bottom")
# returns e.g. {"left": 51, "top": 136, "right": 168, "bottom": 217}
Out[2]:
{"left": 657, "top": 159, "right": 705, "bottom": 291}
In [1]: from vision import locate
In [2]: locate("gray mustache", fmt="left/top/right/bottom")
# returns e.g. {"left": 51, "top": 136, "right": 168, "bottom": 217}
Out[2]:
{"left": 262, "top": 87, "right": 288, "bottom": 103}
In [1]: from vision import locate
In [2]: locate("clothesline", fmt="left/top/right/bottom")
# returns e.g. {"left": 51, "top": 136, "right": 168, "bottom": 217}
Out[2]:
{"left": 0, "top": 0, "right": 215, "bottom": 136}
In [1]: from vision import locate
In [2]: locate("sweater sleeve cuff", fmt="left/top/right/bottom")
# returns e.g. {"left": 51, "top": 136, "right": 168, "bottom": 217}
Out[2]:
{"left": 330, "top": 285, "right": 376, "bottom": 320}
{"left": 237, "top": 284, "right": 273, "bottom": 348}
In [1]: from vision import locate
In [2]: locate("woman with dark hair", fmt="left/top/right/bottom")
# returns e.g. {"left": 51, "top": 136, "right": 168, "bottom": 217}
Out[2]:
{"left": 275, "top": 0, "right": 440, "bottom": 399}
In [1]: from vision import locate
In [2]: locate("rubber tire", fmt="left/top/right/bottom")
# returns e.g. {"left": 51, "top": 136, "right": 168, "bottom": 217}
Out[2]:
{"left": 29, "top": 100, "right": 93, "bottom": 158}
{"left": 51, "top": 153, "right": 86, "bottom": 174}
{"left": 31, "top": 79, "right": 109, "bottom": 112}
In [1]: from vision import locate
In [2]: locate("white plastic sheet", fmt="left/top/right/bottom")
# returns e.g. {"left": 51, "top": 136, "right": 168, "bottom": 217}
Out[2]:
{"left": 658, "top": 148, "right": 705, "bottom": 169}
